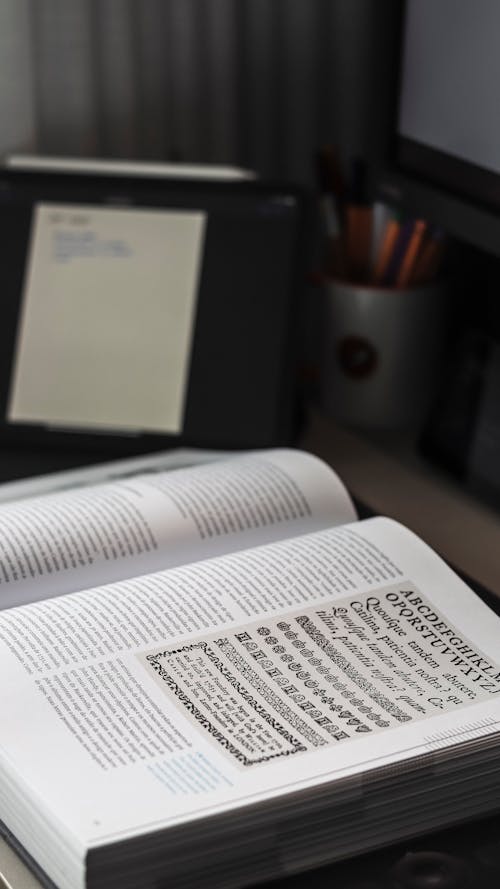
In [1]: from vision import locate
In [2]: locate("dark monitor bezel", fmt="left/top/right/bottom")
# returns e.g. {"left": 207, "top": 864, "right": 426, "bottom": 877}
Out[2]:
{"left": 376, "top": 0, "right": 500, "bottom": 258}
{"left": 0, "top": 170, "right": 308, "bottom": 456}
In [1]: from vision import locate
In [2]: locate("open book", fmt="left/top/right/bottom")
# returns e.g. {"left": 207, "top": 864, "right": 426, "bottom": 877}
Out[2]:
{"left": 1, "top": 448, "right": 500, "bottom": 889}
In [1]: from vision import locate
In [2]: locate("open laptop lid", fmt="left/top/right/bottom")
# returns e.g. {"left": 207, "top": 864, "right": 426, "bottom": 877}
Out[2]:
{"left": 0, "top": 170, "right": 307, "bottom": 454}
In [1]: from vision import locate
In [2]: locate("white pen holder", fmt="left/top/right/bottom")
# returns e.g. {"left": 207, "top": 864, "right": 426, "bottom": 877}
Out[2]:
{"left": 320, "top": 280, "right": 448, "bottom": 430}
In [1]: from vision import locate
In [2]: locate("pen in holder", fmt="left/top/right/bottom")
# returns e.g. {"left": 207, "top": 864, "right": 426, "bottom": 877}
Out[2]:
{"left": 320, "top": 279, "right": 448, "bottom": 430}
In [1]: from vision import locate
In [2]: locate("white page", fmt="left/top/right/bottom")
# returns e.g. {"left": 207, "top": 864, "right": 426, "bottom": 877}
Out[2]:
{"left": 1, "top": 514, "right": 500, "bottom": 887}
{"left": 8, "top": 203, "right": 205, "bottom": 434}
{"left": 0, "top": 449, "right": 356, "bottom": 610}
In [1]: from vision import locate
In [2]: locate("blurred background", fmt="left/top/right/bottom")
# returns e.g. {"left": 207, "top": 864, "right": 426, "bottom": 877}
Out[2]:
{"left": 1, "top": 0, "right": 500, "bottom": 511}
{"left": 0, "top": 0, "right": 398, "bottom": 179}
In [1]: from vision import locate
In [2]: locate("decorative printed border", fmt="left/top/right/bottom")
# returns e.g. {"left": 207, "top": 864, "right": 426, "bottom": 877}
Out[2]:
{"left": 295, "top": 615, "right": 410, "bottom": 723}
{"left": 215, "top": 638, "right": 326, "bottom": 747}
{"left": 146, "top": 642, "right": 306, "bottom": 766}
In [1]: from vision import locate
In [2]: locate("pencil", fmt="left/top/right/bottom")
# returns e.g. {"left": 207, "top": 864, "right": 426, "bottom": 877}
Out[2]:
{"left": 382, "top": 220, "right": 415, "bottom": 286}
{"left": 396, "top": 219, "right": 427, "bottom": 287}
{"left": 372, "top": 215, "right": 401, "bottom": 283}
{"left": 411, "top": 229, "right": 446, "bottom": 283}
{"left": 370, "top": 202, "right": 392, "bottom": 269}
{"left": 319, "top": 193, "right": 341, "bottom": 239}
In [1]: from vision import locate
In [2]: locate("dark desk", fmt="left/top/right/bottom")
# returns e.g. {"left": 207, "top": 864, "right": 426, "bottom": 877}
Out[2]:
{"left": 0, "top": 447, "right": 112, "bottom": 485}
{"left": 303, "top": 410, "right": 500, "bottom": 601}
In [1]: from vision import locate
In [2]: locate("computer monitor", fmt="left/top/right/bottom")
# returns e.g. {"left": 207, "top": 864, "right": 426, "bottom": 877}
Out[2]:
{"left": 377, "top": 0, "right": 500, "bottom": 258}
{"left": 377, "top": 0, "right": 500, "bottom": 499}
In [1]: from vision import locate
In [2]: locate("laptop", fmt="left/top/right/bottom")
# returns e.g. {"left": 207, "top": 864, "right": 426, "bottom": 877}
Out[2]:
{"left": 0, "top": 165, "right": 307, "bottom": 464}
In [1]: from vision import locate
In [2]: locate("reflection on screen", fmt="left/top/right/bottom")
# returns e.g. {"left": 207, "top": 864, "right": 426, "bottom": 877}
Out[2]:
{"left": 8, "top": 203, "right": 206, "bottom": 433}
{"left": 399, "top": 0, "right": 500, "bottom": 175}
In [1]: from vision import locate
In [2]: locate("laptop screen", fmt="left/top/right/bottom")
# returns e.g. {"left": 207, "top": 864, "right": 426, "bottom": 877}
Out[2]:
{"left": 8, "top": 202, "right": 206, "bottom": 435}
{"left": 0, "top": 173, "right": 305, "bottom": 451}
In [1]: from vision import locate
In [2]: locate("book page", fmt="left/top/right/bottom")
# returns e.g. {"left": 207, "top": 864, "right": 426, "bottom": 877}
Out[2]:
{"left": 0, "top": 449, "right": 356, "bottom": 610}
{"left": 0, "top": 447, "right": 230, "bottom": 505}
{"left": 1, "top": 515, "right": 500, "bottom": 889}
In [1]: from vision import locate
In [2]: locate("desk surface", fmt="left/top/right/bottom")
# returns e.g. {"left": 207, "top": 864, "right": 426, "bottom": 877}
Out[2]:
{"left": 303, "top": 410, "right": 500, "bottom": 600}
{"left": 0, "top": 839, "right": 39, "bottom": 889}
{"left": 2, "top": 414, "right": 500, "bottom": 888}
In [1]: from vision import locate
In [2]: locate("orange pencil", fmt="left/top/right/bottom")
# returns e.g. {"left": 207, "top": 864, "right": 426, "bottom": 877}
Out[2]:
{"left": 373, "top": 216, "right": 400, "bottom": 283}
{"left": 412, "top": 232, "right": 446, "bottom": 284}
{"left": 396, "top": 219, "right": 427, "bottom": 287}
